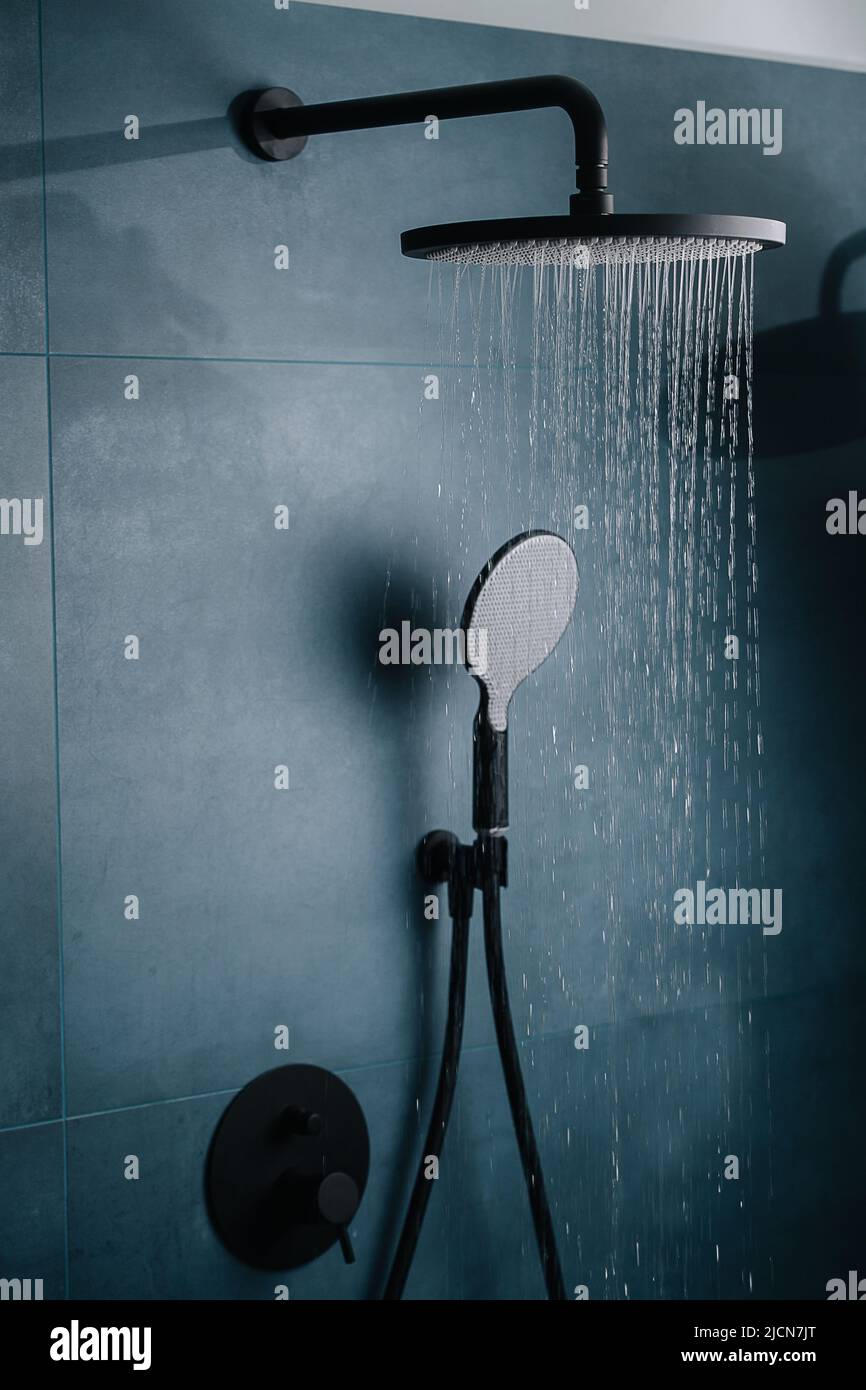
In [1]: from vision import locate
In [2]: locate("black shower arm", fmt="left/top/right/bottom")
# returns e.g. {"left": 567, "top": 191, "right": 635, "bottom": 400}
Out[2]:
{"left": 257, "top": 75, "right": 612, "bottom": 208}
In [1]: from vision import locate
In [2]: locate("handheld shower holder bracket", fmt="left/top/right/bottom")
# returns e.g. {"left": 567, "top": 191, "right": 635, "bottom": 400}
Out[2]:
{"left": 418, "top": 830, "right": 508, "bottom": 919}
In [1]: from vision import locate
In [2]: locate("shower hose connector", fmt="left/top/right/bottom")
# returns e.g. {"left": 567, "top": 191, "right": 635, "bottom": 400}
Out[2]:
{"left": 418, "top": 829, "right": 508, "bottom": 915}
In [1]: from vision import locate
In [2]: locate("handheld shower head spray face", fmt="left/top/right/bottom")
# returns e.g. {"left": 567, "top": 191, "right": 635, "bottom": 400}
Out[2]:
{"left": 463, "top": 531, "right": 578, "bottom": 831}
{"left": 463, "top": 531, "right": 578, "bottom": 730}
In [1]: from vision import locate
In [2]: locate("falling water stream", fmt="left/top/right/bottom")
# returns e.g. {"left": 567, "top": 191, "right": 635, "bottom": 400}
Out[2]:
{"left": 405, "top": 240, "right": 769, "bottom": 1296}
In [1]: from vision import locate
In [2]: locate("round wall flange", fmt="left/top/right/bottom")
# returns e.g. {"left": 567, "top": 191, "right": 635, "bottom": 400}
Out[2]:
{"left": 207, "top": 1064, "right": 369, "bottom": 1270}
{"left": 246, "top": 87, "right": 307, "bottom": 161}
{"left": 417, "top": 829, "right": 460, "bottom": 884}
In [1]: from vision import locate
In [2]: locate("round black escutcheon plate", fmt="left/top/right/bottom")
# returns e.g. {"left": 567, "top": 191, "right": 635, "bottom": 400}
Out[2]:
{"left": 246, "top": 87, "right": 308, "bottom": 161}
{"left": 207, "top": 1064, "right": 370, "bottom": 1270}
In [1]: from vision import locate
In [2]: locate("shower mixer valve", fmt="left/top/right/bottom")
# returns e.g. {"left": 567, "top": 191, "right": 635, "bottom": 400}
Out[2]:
{"left": 207, "top": 1064, "right": 369, "bottom": 1273}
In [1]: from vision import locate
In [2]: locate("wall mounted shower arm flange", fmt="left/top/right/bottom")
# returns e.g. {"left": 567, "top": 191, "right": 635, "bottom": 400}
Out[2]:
{"left": 245, "top": 87, "right": 309, "bottom": 162}
{"left": 242, "top": 75, "right": 613, "bottom": 211}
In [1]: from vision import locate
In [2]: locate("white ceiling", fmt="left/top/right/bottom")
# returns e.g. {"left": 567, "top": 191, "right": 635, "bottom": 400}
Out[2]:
{"left": 309, "top": 0, "right": 866, "bottom": 73}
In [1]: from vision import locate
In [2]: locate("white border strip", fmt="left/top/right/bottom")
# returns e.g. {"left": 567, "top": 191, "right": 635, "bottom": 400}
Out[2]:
{"left": 306, "top": 0, "right": 866, "bottom": 75}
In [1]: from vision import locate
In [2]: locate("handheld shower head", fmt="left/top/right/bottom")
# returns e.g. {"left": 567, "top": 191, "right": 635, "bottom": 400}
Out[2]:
{"left": 463, "top": 531, "right": 578, "bottom": 831}
{"left": 390, "top": 529, "right": 578, "bottom": 1302}
{"left": 463, "top": 531, "right": 578, "bottom": 730}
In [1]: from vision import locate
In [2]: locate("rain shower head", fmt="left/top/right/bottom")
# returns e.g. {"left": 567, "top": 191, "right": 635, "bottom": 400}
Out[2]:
{"left": 238, "top": 76, "right": 786, "bottom": 267}
{"left": 401, "top": 213, "right": 786, "bottom": 267}
{"left": 463, "top": 531, "right": 578, "bottom": 832}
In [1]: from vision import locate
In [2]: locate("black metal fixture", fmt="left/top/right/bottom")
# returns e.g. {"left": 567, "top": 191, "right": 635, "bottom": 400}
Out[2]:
{"left": 238, "top": 75, "right": 785, "bottom": 260}
{"left": 207, "top": 1064, "right": 369, "bottom": 1270}
{"left": 383, "top": 533, "right": 578, "bottom": 1301}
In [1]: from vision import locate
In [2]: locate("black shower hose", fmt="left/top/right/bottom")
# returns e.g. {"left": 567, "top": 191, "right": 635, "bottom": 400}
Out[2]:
{"left": 480, "top": 862, "right": 567, "bottom": 1301}
{"left": 383, "top": 843, "right": 566, "bottom": 1300}
{"left": 382, "top": 907, "right": 470, "bottom": 1300}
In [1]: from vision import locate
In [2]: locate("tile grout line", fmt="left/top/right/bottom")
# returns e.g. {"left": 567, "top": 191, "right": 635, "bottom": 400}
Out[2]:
{"left": 49, "top": 351, "right": 535, "bottom": 371}
{"left": 1, "top": 349, "right": 545, "bottom": 372}
{"left": 0, "top": 969, "right": 822, "bottom": 1138}
{"left": 36, "top": 0, "right": 70, "bottom": 1302}
{"left": 0, "top": 1026, "right": 586, "bottom": 1138}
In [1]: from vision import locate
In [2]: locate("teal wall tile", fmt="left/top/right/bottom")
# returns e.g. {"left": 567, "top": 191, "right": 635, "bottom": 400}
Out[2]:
{"left": 0, "top": 1123, "right": 65, "bottom": 1299}
{"left": 0, "top": 0, "right": 44, "bottom": 352}
{"left": 0, "top": 356, "right": 58, "bottom": 1128}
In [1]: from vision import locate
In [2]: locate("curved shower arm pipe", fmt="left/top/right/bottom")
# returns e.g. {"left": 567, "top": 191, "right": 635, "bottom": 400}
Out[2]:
{"left": 242, "top": 75, "right": 613, "bottom": 211}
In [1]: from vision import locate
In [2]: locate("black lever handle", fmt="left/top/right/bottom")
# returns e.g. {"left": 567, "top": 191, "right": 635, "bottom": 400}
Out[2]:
{"left": 271, "top": 1168, "right": 359, "bottom": 1264}
{"left": 316, "top": 1171, "right": 359, "bottom": 1265}
{"left": 316, "top": 1171, "right": 359, "bottom": 1230}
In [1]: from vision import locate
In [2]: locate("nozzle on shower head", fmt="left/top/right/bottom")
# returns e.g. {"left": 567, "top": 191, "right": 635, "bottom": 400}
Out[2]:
{"left": 463, "top": 531, "right": 578, "bottom": 832}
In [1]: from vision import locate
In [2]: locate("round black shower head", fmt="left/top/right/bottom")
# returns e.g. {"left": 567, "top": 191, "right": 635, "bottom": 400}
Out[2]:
{"left": 402, "top": 212, "right": 786, "bottom": 265}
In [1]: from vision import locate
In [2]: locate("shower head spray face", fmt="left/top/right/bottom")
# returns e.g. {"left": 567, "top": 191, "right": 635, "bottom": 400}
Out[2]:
{"left": 463, "top": 531, "right": 578, "bottom": 731}
{"left": 402, "top": 213, "right": 785, "bottom": 265}
{"left": 463, "top": 531, "right": 578, "bottom": 832}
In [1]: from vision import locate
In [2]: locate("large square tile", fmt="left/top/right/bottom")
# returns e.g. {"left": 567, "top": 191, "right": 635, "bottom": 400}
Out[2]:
{"left": 0, "top": 356, "right": 59, "bottom": 1128}
{"left": 0, "top": 0, "right": 44, "bottom": 352}
{"left": 41, "top": 0, "right": 571, "bottom": 360}
{"left": 0, "top": 1123, "right": 65, "bottom": 1299}
{"left": 52, "top": 356, "right": 523, "bottom": 1112}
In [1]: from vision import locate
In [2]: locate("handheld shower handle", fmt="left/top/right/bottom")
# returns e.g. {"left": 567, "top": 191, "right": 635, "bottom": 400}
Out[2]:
{"left": 473, "top": 707, "right": 508, "bottom": 833}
